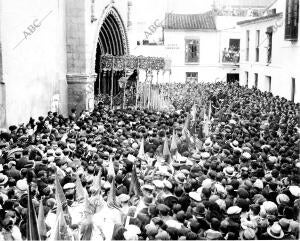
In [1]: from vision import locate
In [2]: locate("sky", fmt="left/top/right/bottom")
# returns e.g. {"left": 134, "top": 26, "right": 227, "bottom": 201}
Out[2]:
{"left": 132, "top": 0, "right": 214, "bottom": 24}
{"left": 130, "top": 0, "right": 215, "bottom": 41}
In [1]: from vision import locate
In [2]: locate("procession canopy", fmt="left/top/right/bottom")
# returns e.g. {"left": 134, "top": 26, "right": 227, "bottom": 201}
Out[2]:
{"left": 100, "top": 54, "right": 166, "bottom": 71}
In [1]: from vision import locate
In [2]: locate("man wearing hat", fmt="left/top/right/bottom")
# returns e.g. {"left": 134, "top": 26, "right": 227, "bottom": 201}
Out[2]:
{"left": 135, "top": 195, "right": 153, "bottom": 215}
{"left": 116, "top": 174, "right": 128, "bottom": 196}
{"left": 225, "top": 206, "right": 242, "bottom": 234}
{"left": 203, "top": 218, "right": 223, "bottom": 240}
{"left": 5, "top": 161, "right": 20, "bottom": 180}
{"left": 239, "top": 228, "right": 257, "bottom": 240}
{"left": 193, "top": 203, "right": 210, "bottom": 230}
{"left": 117, "top": 194, "right": 130, "bottom": 214}
{"left": 260, "top": 222, "right": 284, "bottom": 239}
{"left": 0, "top": 173, "right": 9, "bottom": 200}
{"left": 157, "top": 203, "right": 171, "bottom": 222}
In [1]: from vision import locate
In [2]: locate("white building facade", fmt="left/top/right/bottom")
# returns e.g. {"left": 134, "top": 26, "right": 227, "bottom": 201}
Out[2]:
{"left": 160, "top": 12, "right": 243, "bottom": 83}
{"left": 131, "top": 11, "right": 252, "bottom": 84}
{"left": 238, "top": 0, "right": 300, "bottom": 103}
{"left": 0, "top": 0, "right": 130, "bottom": 127}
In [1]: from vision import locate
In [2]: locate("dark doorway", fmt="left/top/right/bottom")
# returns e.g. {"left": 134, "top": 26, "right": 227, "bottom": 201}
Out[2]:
{"left": 291, "top": 78, "right": 295, "bottom": 102}
{"left": 94, "top": 10, "right": 128, "bottom": 97}
{"left": 254, "top": 73, "right": 258, "bottom": 88}
{"left": 266, "top": 76, "right": 271, "bottom": 92}
{"left": 227, "top": 73, "right": 239, "bottom": 84}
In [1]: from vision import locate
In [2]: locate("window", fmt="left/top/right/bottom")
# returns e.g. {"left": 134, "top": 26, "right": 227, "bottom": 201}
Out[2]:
{"left": 255, "top": 73, "right": 258, "bottom": 88}
{"left": 285, "top": 0, "right": 299, "bottom": 41}
{"left": 186, "top": 72, "right": 198, "bottom": 82}
{"left": 227, "top": 74, "right": 239, "bottom": 84}
{"left": 246, "top": 30, "right": 250, "bottom": 61}
{"left": 245, "top": 71, "right": 249, "bottom": 87}
{"left": 222, "top": 39, "right": 240, "bottom": 63}
{"left": 266, "top": 27, "right": 273, "bottom": 63}
{"left": 291, "top": 78, "right": 296, "bottom": 102}
{"left": 185, "top": 39, "right": 199, "bottom": 63}
{"left": 266, "top": 76, "right": 272, "bottom": 92}
{"left": 255, "top": 30, "right": 260, "bottom": 62}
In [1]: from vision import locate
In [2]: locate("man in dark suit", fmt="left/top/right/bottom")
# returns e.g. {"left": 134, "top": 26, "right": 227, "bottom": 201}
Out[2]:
{"left": 5, "top": 161, "right": 21, "bottom": 180}
{"left": 116, "top": 173, "right": 128, "bottom": 196}
{"left": 16, "top": 149, "right": 29, "bottom": 170}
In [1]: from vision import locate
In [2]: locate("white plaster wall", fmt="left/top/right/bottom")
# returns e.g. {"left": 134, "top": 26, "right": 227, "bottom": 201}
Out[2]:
{"left": 239, "top": 10, "right": 300, "bottom": 103}
{"left": 0, "top": 0, "right": 130, "bottom": 127}
{"left": 133, "top": 27, "right": 241, "bottom": 84}
{"left": 1, "top": 0, "right": 68, "bottom": 126}
{"left": 164, "top": 30, "right": 221, "bottom": 83}
{"left": 215, "top": 16, "right": 251, "bottom": 30}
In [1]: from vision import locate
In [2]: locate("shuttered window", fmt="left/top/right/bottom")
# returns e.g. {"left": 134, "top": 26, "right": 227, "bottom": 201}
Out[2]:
{"left": 285, "top": 0, "right": 299, "bottom": 41}
{"left": 185, "top": 39, "right": 199, "bottom": 63}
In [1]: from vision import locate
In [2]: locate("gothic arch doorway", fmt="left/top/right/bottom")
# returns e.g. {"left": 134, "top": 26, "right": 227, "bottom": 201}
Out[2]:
{"left": 94, "top": 7, "right": 128, "bottom": 97}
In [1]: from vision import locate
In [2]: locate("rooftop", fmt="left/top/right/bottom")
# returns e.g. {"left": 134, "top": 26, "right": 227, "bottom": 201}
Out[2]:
{"left": 212, "top": 0, "right": 274, "bottom": 8}
{"left": 237, "top": 12, "right": 282, "bottom": 25}
{"left": 164, "top": 12, "right": 216, "bottom": 30}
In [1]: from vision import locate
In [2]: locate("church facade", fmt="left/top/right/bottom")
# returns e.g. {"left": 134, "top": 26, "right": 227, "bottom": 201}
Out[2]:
{"left": 0, "top": 0, "right": 131, "bottom": 127}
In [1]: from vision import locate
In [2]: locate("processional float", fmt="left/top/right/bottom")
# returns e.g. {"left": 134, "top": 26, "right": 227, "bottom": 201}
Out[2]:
{"left": 99, "top": 54, "right": 171, "bottom": 110}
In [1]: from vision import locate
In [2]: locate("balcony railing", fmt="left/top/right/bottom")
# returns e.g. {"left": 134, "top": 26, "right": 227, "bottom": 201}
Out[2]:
{"left": 222, "top": 50, "right": 240, "bottom": 64}
{"left": 212, "top": 8, "right": 264, "bottom": 17}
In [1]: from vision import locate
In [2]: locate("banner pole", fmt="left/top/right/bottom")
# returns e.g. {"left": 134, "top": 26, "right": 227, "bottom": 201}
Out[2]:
{"left": 110, "top": 57, "right": 115, "bottom": 109}
{"left": 135, "top": 59, "right": 139, "bottom": 109}
{"left": 122, "top": 59, "right": 126, "bottom": 109}
{"left": 148, "top": 70, "right": 152, "bottom": 110}
{"left": 98, "top": 57, "right": 102, "bottom": 97}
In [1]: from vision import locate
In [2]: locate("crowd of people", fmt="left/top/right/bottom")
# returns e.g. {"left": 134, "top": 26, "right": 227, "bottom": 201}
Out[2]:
{"left": 0, "top": 82, "right": 299, "bottom": 240}
{"left": 222, "top": 47, "right": 240, "bottom": 63}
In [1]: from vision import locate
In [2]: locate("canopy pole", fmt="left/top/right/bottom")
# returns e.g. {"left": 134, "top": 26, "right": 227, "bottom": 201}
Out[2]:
{"left": 144, "top": 70, "right": 147, "bottom": 108}
{"left": 156, "top": 70, "right": 159, "bottom": 111}
{"left": 98, "top": 58, "right": 102, "bottom": 97}
{"left": 110, "top": 57, "right": 115, "bottom": 109}
{"left": 136, "top": 60, "right": 140, "bottom": 110}
{"left": 103, "top": 71, "right": 107, "bottom": 95}
{"left": 122, "top": 59, "right": 127, "bottom": 110}
{"left": 168, "top": 70, "right": 171, "bottom": 101}
{"left": 148, "top": 70, "right": 152, "bottom": 110}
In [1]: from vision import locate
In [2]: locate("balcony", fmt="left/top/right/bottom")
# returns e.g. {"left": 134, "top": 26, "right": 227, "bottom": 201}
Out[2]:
{"left": 222, "top": 49, "right": 240, "bottom": 65}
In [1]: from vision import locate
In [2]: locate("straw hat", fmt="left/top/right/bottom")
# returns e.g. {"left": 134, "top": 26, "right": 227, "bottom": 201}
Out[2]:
{"left": 189, "top": 192, "right": 201, "bottom": 202}
{"left": 0, "top": 173, "right": 8, "bottom": 186}
{"left": 276, "top": 194, "right": 290, "bottom": 205}
{"left": 267, "top": 222, "right": 284, "bottom": 239}
{"left": 289, "top": 186, "right": 300, "bottom": 197}
{"left": 262, "top": 201, "right": 277, "bottom": 214}
{"left": 223, "top": 166, "right": 237, "bottom": 177}
{"left": 230, "top": 140, "right": 239, "bottom": 149}
{"left": 174, "top": 172, "right": 186, "bottom": 183}
{"left": 16, "top": 179, "right": 28, "bottom": 191}
{"left": 227, "top": 206, "right": 242, "bottom": 215}
{"left": 204, "top": 139, "right": 213, "bottom": 148}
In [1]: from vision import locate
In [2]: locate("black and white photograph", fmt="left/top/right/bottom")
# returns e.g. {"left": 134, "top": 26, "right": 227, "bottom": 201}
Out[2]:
{"left": 0, "top": 0, "right": 299, "bottom": 240}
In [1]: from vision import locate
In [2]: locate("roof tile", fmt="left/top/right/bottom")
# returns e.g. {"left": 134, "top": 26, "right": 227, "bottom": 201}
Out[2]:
{"left": 164, "top": 12, "right": 216, "bottom": 30}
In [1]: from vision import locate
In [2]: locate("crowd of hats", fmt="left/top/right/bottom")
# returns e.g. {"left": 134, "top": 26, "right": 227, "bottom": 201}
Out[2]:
{"left": 0, "top": 81, "right": 299, "bottom": 240}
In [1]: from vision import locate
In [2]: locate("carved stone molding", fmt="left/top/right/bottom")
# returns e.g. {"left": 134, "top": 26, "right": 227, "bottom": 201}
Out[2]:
{"left": 66, "top": 73, "right": 97, "bottom": 84}
{"left": 102, "top": 7, "right": 129, "bottom": 55}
